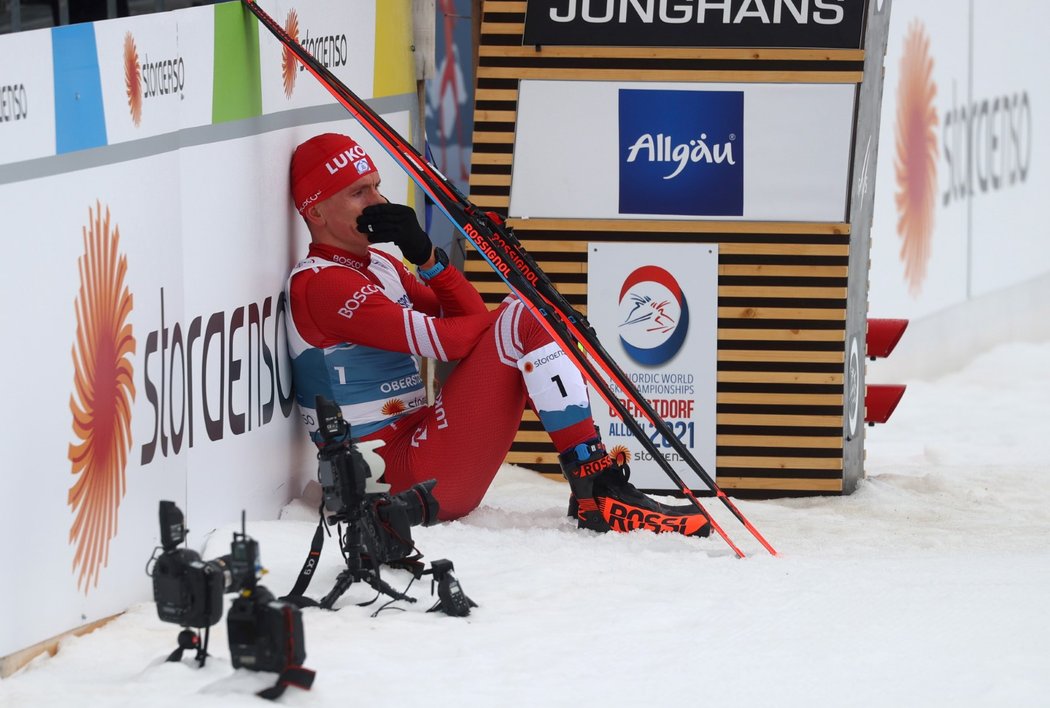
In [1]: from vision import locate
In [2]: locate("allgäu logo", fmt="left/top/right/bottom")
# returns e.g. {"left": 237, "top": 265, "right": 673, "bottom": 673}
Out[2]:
{"left": 619, "top": 88, "right": 744, "bottom": 216}
{"left": 618, "top": 265, "right": 689, "bottom": 367}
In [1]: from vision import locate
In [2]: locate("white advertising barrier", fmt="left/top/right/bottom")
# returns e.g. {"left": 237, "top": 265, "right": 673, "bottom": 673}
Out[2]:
{"left": 0, "top": 158, "right": 195, "bottom": 654}
{"left": 0, "top": 117, "right": 414, "bottom": 659}
{"left": 969, "top": 0, "right": 1045, "bottom": 298}
{"left": 587, "top": 243, "right": 718, "bottom": 492}
{"left": 510, "top": 80, "right": 856, "bottom": 222}
{"left": 870, "top": 0, "right": 1049, "bottom": 322}
{"left": 0, "top": 27, "right": 55, "bottom": 164}
{"left": 93, "top": 9, "right": 213, "bottom": 143}
{"left": 257, "top": 0, "right": 376, "bottom": 114}
{"left": 0, "top": 3, "right": 416, "bottom": 660}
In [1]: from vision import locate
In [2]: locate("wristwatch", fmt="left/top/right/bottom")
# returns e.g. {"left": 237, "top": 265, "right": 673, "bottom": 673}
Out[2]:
{"left": 417, "top": 247, "right": 449, "bottom": 281}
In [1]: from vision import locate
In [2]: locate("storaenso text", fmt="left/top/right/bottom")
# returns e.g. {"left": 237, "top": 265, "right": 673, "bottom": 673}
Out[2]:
{"left": 140, "top": 289, "right": 295, "bottom": 464}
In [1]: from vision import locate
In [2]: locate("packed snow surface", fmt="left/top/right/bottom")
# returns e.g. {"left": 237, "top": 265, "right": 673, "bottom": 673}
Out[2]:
{"left": 2, "top": 341, "right": 1048, "bottom": 707}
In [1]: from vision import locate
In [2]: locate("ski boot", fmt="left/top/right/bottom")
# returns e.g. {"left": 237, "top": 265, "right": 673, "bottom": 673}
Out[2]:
{"left": 559, "top": 438, "right": 711, "bottom": 537}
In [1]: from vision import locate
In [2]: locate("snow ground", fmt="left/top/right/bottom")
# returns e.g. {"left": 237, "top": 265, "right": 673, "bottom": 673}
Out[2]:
{"left": 1, "top": 341, "right": 1048, "bottom": 707}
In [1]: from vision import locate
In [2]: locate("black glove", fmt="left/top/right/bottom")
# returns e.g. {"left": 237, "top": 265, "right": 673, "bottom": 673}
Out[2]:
{"left": 357, "top": 203, "right": 433, "bottom": 266}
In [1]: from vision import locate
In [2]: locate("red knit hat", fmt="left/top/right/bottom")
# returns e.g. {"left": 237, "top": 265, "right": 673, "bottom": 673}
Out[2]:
{"left": 290, "top": 133, "right": 378, "bottom": 215}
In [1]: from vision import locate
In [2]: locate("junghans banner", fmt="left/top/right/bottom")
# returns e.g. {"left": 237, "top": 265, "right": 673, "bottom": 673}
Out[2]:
{"left": 522, "top": 0, "right": 869, "bottom": 49}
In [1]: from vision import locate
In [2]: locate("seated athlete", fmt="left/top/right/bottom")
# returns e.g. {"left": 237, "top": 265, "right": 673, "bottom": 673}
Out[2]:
{"left": 284, "top": 132, "right": 709, "bottom": 537}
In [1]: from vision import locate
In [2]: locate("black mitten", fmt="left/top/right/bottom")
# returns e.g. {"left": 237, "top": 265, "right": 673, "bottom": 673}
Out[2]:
{"left": 357, "top": 203, "right": 433, "bottom": 265}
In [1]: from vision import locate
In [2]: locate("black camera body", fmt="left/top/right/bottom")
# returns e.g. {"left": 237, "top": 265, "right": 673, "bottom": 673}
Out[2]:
{"left": 291, "top": 398, "right": 476, "bottom": 617}
{"left": 148, "top": 501, "right": 307, "bottom": 675}
{"left": 151, "top": 501, "right": 257, "bottom": 628}
{"left": 151, "top": 547, "right": 226, "bottom": 628}
{"left": 227, "top": 585, "right": 306, "bottom": 673}
{"left": 315, "top": 396, "right": 439, "bottom": 565}
{"left": 317, "top": 435, "right": 369, "bottom": 522}
{"left": 370, "top": 482, "right": 440, "bottom": 563}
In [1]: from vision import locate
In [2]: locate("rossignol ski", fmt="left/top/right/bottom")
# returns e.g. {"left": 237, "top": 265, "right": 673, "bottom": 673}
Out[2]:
{"left": 243, "top": 0, "right": 776, "bottom": 558}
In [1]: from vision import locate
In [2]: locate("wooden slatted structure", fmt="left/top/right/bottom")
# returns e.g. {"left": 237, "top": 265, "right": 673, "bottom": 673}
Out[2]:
{"left": 466, "top": 0, "right": 879, "bottom": 495}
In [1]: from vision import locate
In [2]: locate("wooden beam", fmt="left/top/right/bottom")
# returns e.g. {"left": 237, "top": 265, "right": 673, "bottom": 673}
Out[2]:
{"left": 717, "top": 434, "right": 845, "bottom": 448}
{"left": 472, "top": 130, "right": 515, "bottom": 143}
{"left": 506, "top": 450, "right": 560, "bottom": 465}
{"left": 475, "top": 88, "right": 520, "bottom": 102}
{"left": 469, "top": 195, "right": 510, "bottom": 208}
{"left": 484, "top": 1, "right": 527, "bottom": 12}
{"left": 719, "top": 285, "right": 848, "bottom": 299}
{"left": 471, "top": 153, "right": 514, "bottom": 165}
{"left": 717, "top": 392, "right": 844, "bottom": 406}
{"left": 479, "top": 22, "right": 524, "bottom": 35}
{"left": 719, "top": 307, "right": 846, "bottom": 321}
{"left": 716, "top": 371, "right": 844, "bottom": 385}
{"left": 719, "top": 264, "right": 849, "bottom": 277}
{"left": 1, "top": 614, "right": 121, "bottom": 678}
{"left": 717, "top": 328, "right": 846, "bottom": 342}
{"left": 716, "top": 455, "right": 842, "bottom": 470}
{"left": 719, "top": 350, "right": 845, "bottom": 364}
{"left": 718, "top": 477, "right": 843, "bottom": 492}
{"left": 469, "top": 173, "right": 512, "bottom": 187}
{"left": 473, "top": 109, "right": 517, "bottom": 122}
{"left": 717, "top": 413, "right": 842, "bottom": 426}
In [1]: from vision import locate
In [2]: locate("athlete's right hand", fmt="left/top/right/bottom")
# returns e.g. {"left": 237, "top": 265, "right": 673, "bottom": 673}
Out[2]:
{"left": 357, "top": 203, "right": 433, "bottom": 266}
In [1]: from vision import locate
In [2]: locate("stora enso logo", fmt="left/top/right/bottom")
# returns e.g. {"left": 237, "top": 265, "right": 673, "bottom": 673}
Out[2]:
{"left": 618, "top": 265, "right": 689, "bottom": 367}
{"left": 619, "top": 89, "right": 744, "bottom": 217}
{"left": 68, "top": 202, "right": 136, "bottom": 593}
{"left": 891, "top": 19, "right": 1031, "bottom": 299}
{"left": 282, "top": 9, "right": 300, "bottom": 97}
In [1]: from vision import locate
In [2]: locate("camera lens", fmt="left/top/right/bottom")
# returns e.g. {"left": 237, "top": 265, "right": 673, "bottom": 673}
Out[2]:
{"left": 401, "top": 479, "right": 440, "bottom": 527}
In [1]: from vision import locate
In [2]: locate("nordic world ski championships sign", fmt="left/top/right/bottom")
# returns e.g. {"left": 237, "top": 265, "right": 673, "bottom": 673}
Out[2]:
{"left": 522, "top": 0, "right": 869, "bottom": 49}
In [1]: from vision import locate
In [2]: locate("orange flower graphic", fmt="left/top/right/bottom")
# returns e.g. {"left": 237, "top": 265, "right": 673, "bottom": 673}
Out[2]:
{"left": 68, "top": 202, "right": 136, "bottom": 593}
{"left": 381, "top": 399, "right": 407, "bottom": 416}
{"left": 609, "top": 445, "right": 632, "bottom": 466}
{"left": 282, "top": 9, "right": 300, "bottom": 98}
{"left": 893, "top": 20, "right": 939, "bottom": 296}
{"left": 124, "top": 32, "right": 142, "bottom": 126}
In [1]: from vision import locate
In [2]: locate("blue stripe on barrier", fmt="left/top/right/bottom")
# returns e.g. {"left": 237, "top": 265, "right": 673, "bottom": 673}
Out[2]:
{"left": 52, "top": 23, "right": 107, "bottom": 154}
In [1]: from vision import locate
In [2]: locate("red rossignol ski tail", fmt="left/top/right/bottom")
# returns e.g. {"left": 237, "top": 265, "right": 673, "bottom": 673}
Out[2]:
{"left": 243, "top": 0, "right": 775, "bottom": 558}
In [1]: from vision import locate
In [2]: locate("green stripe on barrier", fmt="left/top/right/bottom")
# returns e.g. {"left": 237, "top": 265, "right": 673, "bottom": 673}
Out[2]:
{"left": 212, "top": 1, "right": 262, "bottom": 124}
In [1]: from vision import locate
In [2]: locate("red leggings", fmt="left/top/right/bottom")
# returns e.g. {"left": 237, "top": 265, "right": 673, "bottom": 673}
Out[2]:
{"left": 364, "top": 299, "right": 592, "bottom": 519}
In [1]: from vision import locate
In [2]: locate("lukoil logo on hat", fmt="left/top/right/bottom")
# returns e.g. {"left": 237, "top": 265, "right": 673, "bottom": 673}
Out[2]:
{"left": 290, "top": 133, "right": 378, "bottom": 215}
